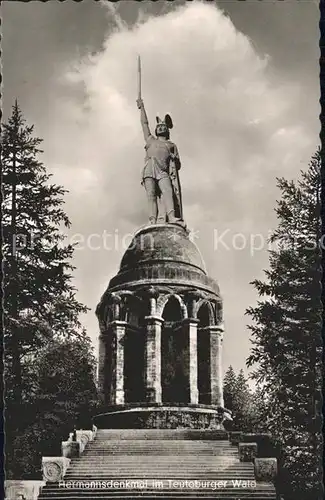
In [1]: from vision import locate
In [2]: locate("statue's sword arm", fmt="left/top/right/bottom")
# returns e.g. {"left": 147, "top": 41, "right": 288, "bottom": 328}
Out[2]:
{"left": 137, "top": 55, "right": 151, "bottom": 141}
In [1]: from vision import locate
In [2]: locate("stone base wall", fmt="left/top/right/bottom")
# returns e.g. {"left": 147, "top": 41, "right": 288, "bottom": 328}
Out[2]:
{"left": 93, "top": 406, "right": 228, "bottom": 429}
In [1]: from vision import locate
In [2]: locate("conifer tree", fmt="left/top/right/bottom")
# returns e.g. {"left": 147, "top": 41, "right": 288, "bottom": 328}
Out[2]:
{"left": 223, "top": 366, "right": 258, "bottom": 432}
{"left": 232, "top": 369, "right": 253, "bottom": 431}
{"left": 246, "top": 150, "right": 322, "bottom": 500}
{"left": 223, "top": 365, "right": 237, "bottom": 411}
{"left": 2, "top": 102, "right": 88, "bottom": 407}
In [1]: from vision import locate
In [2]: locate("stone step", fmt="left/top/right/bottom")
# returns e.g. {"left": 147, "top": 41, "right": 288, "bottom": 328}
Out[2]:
{"left": 40, "top": 490, "right": 275, "bottom": 495}
{"left": 90, "top": 441, "right": 234, "bottom": 448}
{"left": 70, "top": 461, "right": 253, "bottom": 471}
{"left": 88, "top": 447, "right": 236, "bottom": 453}
{"left": 87, "top": 446, "right": 237, "bottom": 451}
{"left": 39, "top": 430, "right": 276, "bottom": 499}
{"left": 67, "top": 460, "right": 250, "bottom": 466}
{"left": 66, "top": 473, "right": 255, "bottom": 476}
{"left": 94, "top": 430, "right": 229, "bottom": 441}
{"left": 41, "top": 483, "right": 274, "bottom": 490}
{"left": 40, "top": 483, "right": 275, "bottom": 489}
{"left": 38, "top": 488, "right": 277, "bottom": 499}
{"left": 85, "top": 451, "right": 238, "bottom": 456}
{"left": 68, "top": 465, "right": 250, "bottom": 471}
{"left": 68, "top": 463, "right": 251, "bottom": 469}
{"left": 64, "top": 471, "right": 256, "bottom": 477}
{"left": 87, "top": 450, "right": 237, "bottom": 454}
{"left": 73, "top": 454, "right": 246, "bottom": 459}
{"left": 66, "top": 471, "right": 253, "bottom": 476}
{"left": 66, "top": 470, "right": 253, "bottom": 475}
{"left": 69, "top": 462, "right": 251, "bottom": 467}
{"left": 83, "top": 454, "right": 239, "bottom": 458}
{"left": 86, "top": 446, "right": 237, "bottom": 451}
{"left": 69, "top": 459, "right": 252, "bottom": 465}
{"left": 39, "top": 486, "right": 276, "bottom": 495}
{"left": 89, "top": 446, "right": 236, "bottom": 452}
{"left": 66, "top": 467, "right": 254, "bottom": 470}
{"left": 65, "top": 471, "right": 256, "bottom": 477}
{"left": 91, "top": 442, "right": 233, "bottom": 448}
{"left": 64, "top": 477, "right": 257, "bottom": 482}
{"left": 64, "top": 469, "right": 254, "bottom": 479}
{"left": 71, "top": 458, "right": 248, "bottom": 462}
{"left": 83, "top": 449, "right": 238, "bottom": 460}
{"left": 39, "top": 495, "right": 277, "bottom": 499}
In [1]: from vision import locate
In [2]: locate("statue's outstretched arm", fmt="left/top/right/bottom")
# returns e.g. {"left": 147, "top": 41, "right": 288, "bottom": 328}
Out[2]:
{"left": 137, "top": 98, "right": 151, "bottom": 142}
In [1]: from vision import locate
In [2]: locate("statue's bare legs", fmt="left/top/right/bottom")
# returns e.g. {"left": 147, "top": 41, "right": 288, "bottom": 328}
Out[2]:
{"left": 144, "top": 178, "right": 158, "bottom": 223}
{"left": 144, "top": 176, "right": 179, "bottom": 224}
{"left": 158, "top": 177, "right": 179, "bottom": 223}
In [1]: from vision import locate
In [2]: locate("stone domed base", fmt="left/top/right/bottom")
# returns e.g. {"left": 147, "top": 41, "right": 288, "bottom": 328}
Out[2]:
{"left": 106, "top": 223, "right": 220, "bottom": 295}
{"left": 93, "top": 403, "right": 232, "bottom": 430}
{"left": 120, "top": 223, "right": 205, "bottom": 272}
{"left": 96, "top": 223, "right": 224, "bottom": 416}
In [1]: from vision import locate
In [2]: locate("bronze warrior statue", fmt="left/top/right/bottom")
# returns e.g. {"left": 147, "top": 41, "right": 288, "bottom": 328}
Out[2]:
{"left": 136, "top": 97, "right": 184, "bottom": 226}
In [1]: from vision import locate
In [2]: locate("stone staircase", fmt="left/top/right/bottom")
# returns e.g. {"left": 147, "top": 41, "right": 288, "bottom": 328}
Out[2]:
{"left": 38, "top": 429, "right": 277, "bottom": 499}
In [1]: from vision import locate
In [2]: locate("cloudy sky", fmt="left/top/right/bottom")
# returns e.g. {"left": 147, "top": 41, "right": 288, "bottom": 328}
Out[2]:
{"left": 3, "top": 0, "right": 319, "bottom": 377}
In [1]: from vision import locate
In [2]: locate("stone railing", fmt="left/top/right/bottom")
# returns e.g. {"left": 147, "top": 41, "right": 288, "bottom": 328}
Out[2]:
{"left": 229, "top": 431, "right": 278, "bottom": 484}
{"left": 4, "top": 426, "right": 97, "bottom": 499}
{"left": 5, "top": 481, "right": 46, "bottom": 500}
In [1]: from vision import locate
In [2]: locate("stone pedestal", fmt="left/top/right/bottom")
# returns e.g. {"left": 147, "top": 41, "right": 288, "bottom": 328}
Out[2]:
{"left": 5, "top": 481, "right": 46, "bottom": 500}
{"left": 210, "top": 326, "right": 224, "bottom": 406}
{"left": 239, "top": 442, "right": 258, "bottom": 462}
{"left": 144, "top": 316, "right": 163, "bottom": 403}
{"left": 96, "top": 224, "right": 225, "bottom": 414}
{"left": 62, "top": 441, "right": 80, "bottom": 458}
{"left": 254, "top": 458, "right": 278, "bottom": 482}
{"left": 229, "top": 431, "right": 243, "bottom": 445}
{"left": 110, "top": 321, "right": 126, "bottom": 405}
{"left": 42, "top": 457, "right": 70, "bottom": 482}
{"left": 68, "top": 429, "right": 94, "bottom": 453}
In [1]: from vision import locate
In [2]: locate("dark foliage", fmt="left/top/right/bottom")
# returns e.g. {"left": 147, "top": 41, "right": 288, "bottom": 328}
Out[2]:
{"left": 246, "top": 151, "right": 322, "bottom": 500}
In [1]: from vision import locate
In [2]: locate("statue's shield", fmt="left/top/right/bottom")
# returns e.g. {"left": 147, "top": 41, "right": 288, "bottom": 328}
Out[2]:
{"left": 169, "top": 159, "right": 183, "bottom": 220}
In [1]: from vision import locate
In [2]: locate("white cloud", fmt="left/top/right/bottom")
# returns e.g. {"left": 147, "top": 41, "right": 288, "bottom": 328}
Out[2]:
{"left": 42, "top": 1, "right": 317, "bottom": 375}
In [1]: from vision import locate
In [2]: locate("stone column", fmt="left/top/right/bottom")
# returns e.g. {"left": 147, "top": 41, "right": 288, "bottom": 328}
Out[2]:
{"left": 183, "top": 318, "right": 199, "bottom": 404}
{"left": 210, "top": 325, "right": 224, "bottom": 407}
{"left": 110, "top": 320, "right": 126, "bottom": 405}
{"left": 98, "top": 332, "right": 109, "bottom": 402}
{"left": 144, "top": 316, "right": 163, "bottom": 403}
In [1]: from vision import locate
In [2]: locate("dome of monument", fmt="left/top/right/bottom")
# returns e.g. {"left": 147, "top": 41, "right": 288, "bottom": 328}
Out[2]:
{"left": 107, "top": 224, "right": 219, "bottom": 296}
{"left": 119, "top": 224, "right": 206, "bottom": 273}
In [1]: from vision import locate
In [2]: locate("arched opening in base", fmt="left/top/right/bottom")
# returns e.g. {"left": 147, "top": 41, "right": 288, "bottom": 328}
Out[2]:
{"left": 197, "top": 302, "right": 212, "bottom": 404}
{"left": 161, "top": 297, "right": 189, "bottom": 403}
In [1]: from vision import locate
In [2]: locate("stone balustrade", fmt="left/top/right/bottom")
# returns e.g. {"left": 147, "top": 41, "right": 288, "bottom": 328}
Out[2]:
{"left": 254, "top": 457, "right": 278, "bottom": 482}
{"left": 5, "top": 427, "right": 95, "bottom": 498}
{"left": 43, "top": 428, "right": 95, "bottom": 482}
{"left": 42, "top": 457, "right": 70, "bottom": 482}
{"left": 229, "top": 431, "right": 243, "bottom": 445}
{"left": 5, "top": 480, "right": 46, "bottom": 500}
{"left": 239, "top": 442, "right": 258, "bottom": 462}
{"left": 67, "top": 429, "right": 95, "bottom": 453}
{"left": 228, "top": 431, "right": 277, "bottom": 484}
{"left": 61, "top": 441, "right": 80, "bottom": 459}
